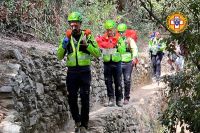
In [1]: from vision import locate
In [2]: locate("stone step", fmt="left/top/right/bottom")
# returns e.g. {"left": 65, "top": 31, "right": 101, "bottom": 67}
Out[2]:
{"left": 0, "top": 99, "right": 14, "bottom": 109}
{"left": 0, "top": 86, "right": 12, "bottom": 93}
{"left": 0, "top": 93, "right": 13, "bottom": 100}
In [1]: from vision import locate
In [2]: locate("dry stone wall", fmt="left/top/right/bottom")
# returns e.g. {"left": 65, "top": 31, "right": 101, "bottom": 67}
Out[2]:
{"left": 88, "top": 87, "right": 164, "bottom": 133}
{"left": 0, "top": 39, "right": 154, "bottom": 133}
{"left": 0, "top": 43, "right": 107, "bottom": 133}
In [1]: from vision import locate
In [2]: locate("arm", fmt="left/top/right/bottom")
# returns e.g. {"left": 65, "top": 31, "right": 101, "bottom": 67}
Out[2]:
{"left": 160, "top": 42, "right": 166, "bottom": 51}
{"left": 117, "top": 37, "right": 126, "bottom": 54}
{"left": 129, "top": 38, "right": 138, "bottom": 58}
{"left": 57, "top": 37, "right": 68, "bottom": 60}
{"left": 159, "top": 38, "right": 166, "bottom": 52}
{"left": 86, "top": 34, "right": 101, "bottom": 58}
{"left": 148, "top": 39, "right": 156, "bottom": 51}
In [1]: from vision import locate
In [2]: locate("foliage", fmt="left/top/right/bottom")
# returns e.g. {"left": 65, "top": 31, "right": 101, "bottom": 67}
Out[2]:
{"left": 0, "top": 0, "right": 118, "bottom": 43}
{"left": 161, "top": 66, "right": 200, "bottom": 132}
{"left": 113, "top": 0, "right": 155, "bottom": 50}
{"left": 0, "top": 0, "right": 65, "bottom": 42}
{"left": 63, "top": 0, "right": 118, "bottom": 37}
{"left": 138, "top": 0, "right": 200, "bottom": 132}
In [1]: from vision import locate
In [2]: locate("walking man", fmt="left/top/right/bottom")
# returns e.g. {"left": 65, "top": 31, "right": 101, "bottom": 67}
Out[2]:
{"left": 97, "top": 20, "right": 126, "bottom": 107}
{"left": 149, "top": 31, "right": 166, "bottom": 81}
{"left": 57, "top": 12, "right": 101, "bottom": 133}
{"left": 117, "top": 23, "right": 138, "bottom": 105}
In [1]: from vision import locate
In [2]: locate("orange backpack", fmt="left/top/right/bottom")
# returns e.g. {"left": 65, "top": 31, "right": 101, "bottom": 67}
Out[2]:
{"left": 124, "top": 29, "right": 138, "bottom": 42}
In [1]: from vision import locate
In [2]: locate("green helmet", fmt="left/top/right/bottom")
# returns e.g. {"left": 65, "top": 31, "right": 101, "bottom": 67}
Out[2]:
{"left": 68, "top": 12, "right": 82, "bottom": 22}
{"left": 117, "top": 23, "right": 127, "bottom": 32}
{"left": 104, "top": 20, "right": 116, "bottom": 29}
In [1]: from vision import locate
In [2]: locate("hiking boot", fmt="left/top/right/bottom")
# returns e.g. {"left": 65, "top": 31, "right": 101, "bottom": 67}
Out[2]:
{"left": 156, "top": 76, "right": 160, "bottom": 82}
{"left": 80, "top": 126, "right": 88, "bottom": 133}
{"left": 75, "top": 122, "right": 81, "bottom": 133}
{"left": 156, "top": 76, "right": 160, "bottom": 86}
{"left": 108, "top": 98, "right": 115, "bottom": 107}
{"left": 116, "top": 100, "right": 123, "bottom": 107}
{"left": 123, "top": 99, "right": 129, "bottom": 105}
{"left": 152, "top": 76, "right": 156, "bottom": 82}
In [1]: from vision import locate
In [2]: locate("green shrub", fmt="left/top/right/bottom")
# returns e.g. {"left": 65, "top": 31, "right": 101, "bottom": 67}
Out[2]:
{"left": 0, "top": 0, "right": 118, "bottom": 44}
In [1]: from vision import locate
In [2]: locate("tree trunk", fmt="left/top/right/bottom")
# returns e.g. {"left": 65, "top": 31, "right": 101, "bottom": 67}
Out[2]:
{"left": 117, "top": 0, "right": 126, "bottom": 11}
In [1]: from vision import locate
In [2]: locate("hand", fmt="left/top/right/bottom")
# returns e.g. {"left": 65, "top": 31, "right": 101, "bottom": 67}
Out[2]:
{"left": 125, "top": 38, "right": 129, "bottom": 44}
{"left": 132, "top": 58, "right": 138, "bottom": 65}
{"left": 157, "top": 44, "right": 161, "bottom": 49}
{"left": 125, "top": 38, "right": 131, "bottom": 47}
{"left": 62, "top": 37, "right": 69, "bottom": 49}
{"left": 81, "top": 35, "right": 88, "bottom": 46}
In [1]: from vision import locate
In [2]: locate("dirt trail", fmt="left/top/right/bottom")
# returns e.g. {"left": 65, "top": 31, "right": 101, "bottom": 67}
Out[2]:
{"left": 60, "top": 80, "right": 165, "bottom": 133}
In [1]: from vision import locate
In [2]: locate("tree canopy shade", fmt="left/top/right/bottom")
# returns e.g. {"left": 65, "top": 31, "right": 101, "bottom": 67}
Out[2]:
{"left": 136, "top": 0, "right": 200, "bottom": 132}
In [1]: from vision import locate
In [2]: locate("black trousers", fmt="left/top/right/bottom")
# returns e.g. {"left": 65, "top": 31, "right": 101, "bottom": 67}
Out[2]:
{"left": 66, "top": 68, "right": 91, "bottom": 129}
{"left": 122, "top": 62, "right": 133, "bottom": 100}
{"left": 104, "top": 62, "right": 122, "bottom": 101}
{"left": 151, "top": 52, "right": 164, "bottom": 78}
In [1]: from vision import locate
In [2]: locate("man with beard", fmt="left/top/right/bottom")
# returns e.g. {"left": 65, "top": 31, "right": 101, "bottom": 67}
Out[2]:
{"left": 57, "top": 12, "right": 101, "bottom": 133}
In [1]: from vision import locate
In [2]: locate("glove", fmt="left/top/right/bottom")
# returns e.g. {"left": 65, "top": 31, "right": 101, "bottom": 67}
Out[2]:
{"left": 157, "top": 44, "right": 161, "bottom": 49}
{"left": 81, "top": 35, "right": 88, "bottom": 46}
{"left": 62, "top": 37, "right": 69, "bottom": 49}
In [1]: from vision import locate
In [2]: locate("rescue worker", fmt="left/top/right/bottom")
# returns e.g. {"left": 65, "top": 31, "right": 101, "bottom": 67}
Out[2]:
{"left": 57, "top": 12, "right": 101, "bottom": 133}
{"left": 167, "top": 41, "right": 185, "bottom": 72}
{"left": 174, "top": 43, "right": 185, "bottom": 71}
{"left": 97, "top": 20, "right": 126, "bottom": 107}
{"left": 117, "top": 23, "right": 138, "bottom": 105}
{"left": 149, "top": 31, "right": 166, "bottom": 81}
{"left": 167, "top": 41, "right": 177, "bottom": 71}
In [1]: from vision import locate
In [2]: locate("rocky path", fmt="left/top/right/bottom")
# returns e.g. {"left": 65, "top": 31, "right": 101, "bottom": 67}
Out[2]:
{"left": 60, "top": 81, "right": 166, "bottom": 133}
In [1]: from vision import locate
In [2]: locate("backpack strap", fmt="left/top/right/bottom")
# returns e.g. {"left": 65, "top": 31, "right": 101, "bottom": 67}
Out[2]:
{"left": 84, "top": 29, "right": 91, "bottom": 37}
{"left": 65, "top": 29, "right": 91, "bottom": 39}
{"left": 66, "top": 29, "right": 72, "bottom": 38}
{"left": 115, "top": 32, "right": 121, "bottom": 41}
{"left": 103, "top": 32, "right": 120, "bottom": 40}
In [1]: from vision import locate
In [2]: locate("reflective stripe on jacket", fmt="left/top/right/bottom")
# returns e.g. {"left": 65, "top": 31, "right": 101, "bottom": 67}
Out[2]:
{"left": 121, "top": 37, "right": 138, "bottom": 62}
{"left": 149, "top": 37, "right": 166, "bottom": 55}
{"left": 57, "top": 31, "right": 101, "bottom": 67}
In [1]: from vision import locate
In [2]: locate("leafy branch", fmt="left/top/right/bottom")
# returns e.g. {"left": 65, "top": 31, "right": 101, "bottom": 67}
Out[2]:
{"left": 138, "top": 0, "right": 169, "bottom": 32}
